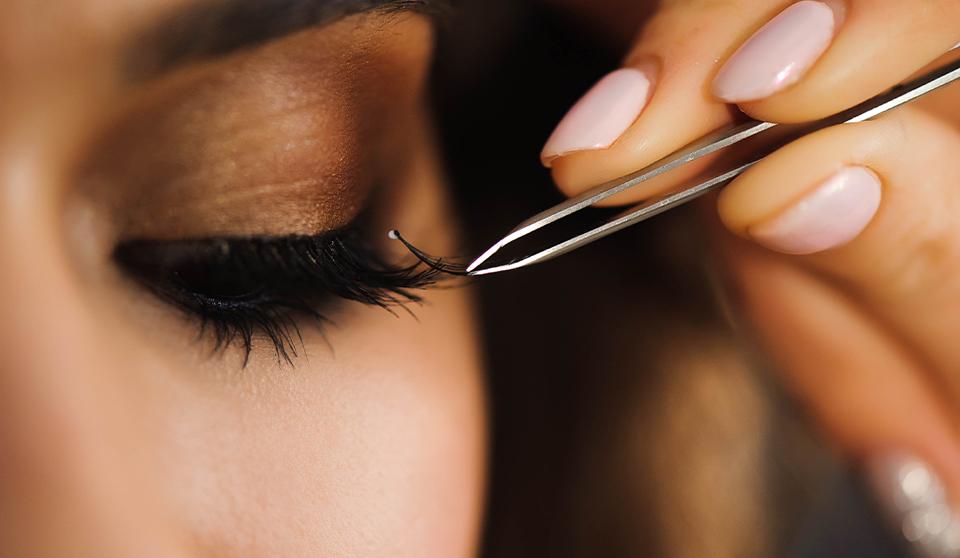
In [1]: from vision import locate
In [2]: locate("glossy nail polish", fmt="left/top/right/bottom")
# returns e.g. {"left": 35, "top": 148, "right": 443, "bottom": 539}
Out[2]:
{"left": 541, "top": 68, "right": 653, "bottom": 167}
{"left": 749, "top": 166, "right": 881, "bottom": 255}
{"left": 867, "top": 453, "right": 960, "bottom": 558}
{"left": 713, "top": 1, "right": 837, "bottom": 102}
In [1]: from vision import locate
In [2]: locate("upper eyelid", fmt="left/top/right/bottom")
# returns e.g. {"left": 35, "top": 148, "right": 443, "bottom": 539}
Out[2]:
{"left": 88, "top": 13, "right": 433, "bottom": 243}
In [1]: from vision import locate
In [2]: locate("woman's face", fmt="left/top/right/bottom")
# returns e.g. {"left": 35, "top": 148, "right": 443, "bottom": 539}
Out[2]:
{"left": 0, "top": 1, "right": 485, "bottom": 556}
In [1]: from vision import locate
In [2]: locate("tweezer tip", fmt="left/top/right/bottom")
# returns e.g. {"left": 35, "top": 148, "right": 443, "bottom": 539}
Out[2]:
{"left": 388, "top": 230, "right": 471, "bottom": 276}
{"left": 465, "top": 239, "right": 507, "bottom": 274}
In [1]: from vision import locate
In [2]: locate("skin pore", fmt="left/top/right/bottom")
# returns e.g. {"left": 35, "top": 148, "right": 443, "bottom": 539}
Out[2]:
{"left": 0, "top": 1, "right": 484, "bottom": 556}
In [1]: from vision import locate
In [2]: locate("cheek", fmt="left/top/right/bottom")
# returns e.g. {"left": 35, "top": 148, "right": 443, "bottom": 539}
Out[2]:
{"left": 163, "top": 286, "right": 486, "bottom": 557}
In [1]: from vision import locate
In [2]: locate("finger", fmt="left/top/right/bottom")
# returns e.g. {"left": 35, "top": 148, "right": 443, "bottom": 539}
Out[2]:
{"left": 718, "top": 102, "right": 960, "bottom": 375}
{"left": 723, "top": 240, "right": 960, "bottom": 485}
{"left": 715, "top": 0, "right": 960, "bottom": 122}
{"left": 543, "top": 0, "right": 773, "bottom": 195}
{"left": 543, "top": 0, "right": 959, "bottom": 201}
{"left": 721, "top": 240, "right": 960, "bottom": 555}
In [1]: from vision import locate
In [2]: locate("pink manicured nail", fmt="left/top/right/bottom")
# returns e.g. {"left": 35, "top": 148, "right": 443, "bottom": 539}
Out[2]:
{"left": 713, "top": 1, "right": 837, "bottom": 102}
{"left": 541, "top": 68, "right": 653, "bottom": 167}
{"left": 750, "top": 166, "right": 881, "bottom": 255}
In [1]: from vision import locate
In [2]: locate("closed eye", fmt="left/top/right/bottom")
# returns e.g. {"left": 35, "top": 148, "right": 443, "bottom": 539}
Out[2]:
{"left": 113, "top": 224, "right": 443, "bottom": 365}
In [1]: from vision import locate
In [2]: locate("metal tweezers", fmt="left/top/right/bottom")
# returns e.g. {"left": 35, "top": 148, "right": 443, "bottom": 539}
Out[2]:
{"left": 394, "top": 49, "right": 960, "bottom": 276}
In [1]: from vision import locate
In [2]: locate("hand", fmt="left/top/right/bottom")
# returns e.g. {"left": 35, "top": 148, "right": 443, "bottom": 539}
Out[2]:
{"left": 542, "top": 1, "right": 960, "bottom": 552}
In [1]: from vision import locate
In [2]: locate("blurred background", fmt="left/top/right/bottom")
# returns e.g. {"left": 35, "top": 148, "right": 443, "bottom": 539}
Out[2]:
{"left": 430, "top": 1, "right": 910, "bottom": 556}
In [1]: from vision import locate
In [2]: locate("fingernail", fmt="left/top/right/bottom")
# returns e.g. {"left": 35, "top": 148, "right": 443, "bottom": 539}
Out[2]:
{"left": 749, "top": 166, "right": 881, "bottom": 255}
{"left": 712, "top": 1, "right": 837, "bottom": 102}
{"left": 541, "top": 67, "right": 653, "bottom": 167}
{"left": 866, "top": 453, "right": 960, "bottom": 558}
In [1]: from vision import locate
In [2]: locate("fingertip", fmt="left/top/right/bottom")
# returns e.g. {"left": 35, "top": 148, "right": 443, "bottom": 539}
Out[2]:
{"left": 543, "top": 1, "right": 754, "bottom": 199}
{"left": 710, "top": 1, "right": 838, "bottom": 104}
{"left": 539, "top": 67, "right": 655, "bottom": 169}
{"left": 748, "top": 165, "right": 881, "bottom": 255}
{"left": 727, "top": 1, "right": 959, "bottom": 123}
{"left": 717, "top": 121, "right": 884, "bottom": 244}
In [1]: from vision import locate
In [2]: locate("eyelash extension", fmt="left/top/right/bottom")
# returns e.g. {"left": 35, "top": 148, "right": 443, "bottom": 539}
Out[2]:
{"left": 114, "top": 227, "right": 444, "bottom": 365}
{"left": 388, "top": 230, "right": 470, "bottom": 275}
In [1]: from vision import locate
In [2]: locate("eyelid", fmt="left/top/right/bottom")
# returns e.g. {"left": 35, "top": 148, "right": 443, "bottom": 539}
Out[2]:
{"left": 88, "top": 14, "right": 431, "bottom": 243}
{"left": 113, "top": 227, "right": 444, "bottom": 364}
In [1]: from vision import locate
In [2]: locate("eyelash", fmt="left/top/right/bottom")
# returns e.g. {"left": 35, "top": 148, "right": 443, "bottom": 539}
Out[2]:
{"left": 113, "top": 228, "right": 442, "bottom": 364}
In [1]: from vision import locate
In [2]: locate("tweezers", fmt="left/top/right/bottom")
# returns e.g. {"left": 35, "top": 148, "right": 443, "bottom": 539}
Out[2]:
{"left": 393, "top": 49, "right": 960, "bottom": 276}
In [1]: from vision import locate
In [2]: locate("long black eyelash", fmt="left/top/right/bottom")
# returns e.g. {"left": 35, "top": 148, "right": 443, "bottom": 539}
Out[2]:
{"left": 114, "top": 228, "right": 443, "bottom": 365}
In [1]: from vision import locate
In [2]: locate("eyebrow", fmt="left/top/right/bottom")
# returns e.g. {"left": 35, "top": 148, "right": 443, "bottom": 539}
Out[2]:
{"left": 128, "top": 0, "right": 444, "bottom": 80}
